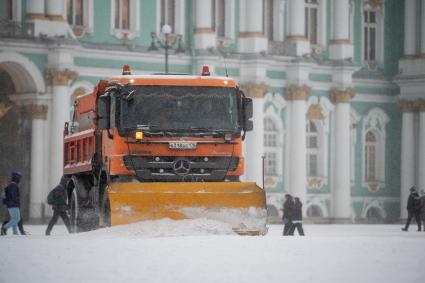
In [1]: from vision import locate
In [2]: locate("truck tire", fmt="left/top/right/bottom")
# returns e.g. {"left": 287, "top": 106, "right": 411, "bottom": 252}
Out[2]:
{"left": 70, "top": 176, "right": 100, "bottom": 232}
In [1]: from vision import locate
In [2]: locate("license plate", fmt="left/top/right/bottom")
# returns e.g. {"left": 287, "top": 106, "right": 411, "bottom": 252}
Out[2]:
{"left": 169, "top": 142, "right": 197, "bottom": 150}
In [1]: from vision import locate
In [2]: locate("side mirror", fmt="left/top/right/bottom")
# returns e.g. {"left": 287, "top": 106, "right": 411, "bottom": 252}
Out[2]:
{"left": 97, "top": 93, "right": 110, "bottom": 130}
{"left": 242, "top": 97, "right": 253, "bottom": 131}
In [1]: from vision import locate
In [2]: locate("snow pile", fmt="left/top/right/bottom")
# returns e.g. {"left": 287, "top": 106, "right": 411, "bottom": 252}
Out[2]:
{"left": 88, "top": 218, "right": 237, "bottom": 238}
{"left": 180, "top": 206, "right": 267, "bottom": 231}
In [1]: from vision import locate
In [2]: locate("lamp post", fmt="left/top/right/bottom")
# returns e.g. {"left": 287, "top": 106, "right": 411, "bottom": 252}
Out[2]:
{"left": 148, "top": 24, "right": 185, "bottom": 74}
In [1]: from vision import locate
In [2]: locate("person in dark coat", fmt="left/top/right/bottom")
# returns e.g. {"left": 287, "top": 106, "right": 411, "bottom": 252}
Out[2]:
{"left": 1, "top": 172, "right": 22, "bottom": 235}
{"left": 289, "top": 197, "right": 305, "bottom": 236}
{"left": 402, "top": 186, "right": 421, "bottom": 231}
{"left": 45, "top": 176, "right": 72, "bottom": 235}
{"left": 282, "top": 194, "right": 294, "bottom": 236}
{"left": 419, "top": 189, "right": 425, "bottom": 232}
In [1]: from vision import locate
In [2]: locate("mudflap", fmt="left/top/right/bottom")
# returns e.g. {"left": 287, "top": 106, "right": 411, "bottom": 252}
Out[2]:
{"left": 108, "top": 182, "right": 268, "bottom": 235}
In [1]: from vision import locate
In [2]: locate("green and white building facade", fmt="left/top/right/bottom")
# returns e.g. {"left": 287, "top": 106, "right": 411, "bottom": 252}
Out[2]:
{"left": 0, "top": 0, "right": 424, "bottom": 223}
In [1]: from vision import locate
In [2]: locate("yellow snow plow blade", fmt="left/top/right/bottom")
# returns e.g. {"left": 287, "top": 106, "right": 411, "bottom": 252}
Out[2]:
{"left": 108, "top": 182, "right": 267, "bottom": 235}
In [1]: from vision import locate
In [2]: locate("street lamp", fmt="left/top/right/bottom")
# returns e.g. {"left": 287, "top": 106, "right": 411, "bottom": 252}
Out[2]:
{"left": 148, "top": 24, "right": 185, "bottom": 74}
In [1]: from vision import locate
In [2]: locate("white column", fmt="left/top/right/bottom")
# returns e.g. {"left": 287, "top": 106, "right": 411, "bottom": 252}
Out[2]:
{"left": 287, "top": 0, "right": 304, "bottom": 38}
{"left": 331, "top": 89, "right": 354, "bottom": 220}
{"left": 404, "top": 0, "right": 417, "bottom": 56}
{"left": 26, "top": 0, "right": 45, "bottom": 20}
{"left": 45, "top": 68, "right": 76, "bottom": 189}
{"left": 421, "top": 0, "right": 425, "bottom": 55}
{"left": 241, "top": 83, "right": 268, "bottom": 186}
{"left": 329, "top": 0, "right": 353, "bottom": 60}
{"left": 244, "top": 97, "right": 264, "bottom": 186}
{"left": 46, "top": 0, "right": 64, "bottom": 21}
{"left": 273, "top": 0, "right": 285, "bottom": 42}
{"left": 29, "top": 104, "right": 48, "bottom": 220}
{"left": 194, "top": 0, "right": 216, "bottom": 49}
{"left": 286, "top": 85, "right": 309, "bottom": 207}
{"left": 238, "top": 0, "right": 267, "bottom": 53}
{"left": 399, "top": 102, "right": 416, "bottom": 219}
{"left": 417, "top": 104, "right": 425, "bottom": 198}
{"left": 286, "top": 0, "right": 309, "bottom": 56}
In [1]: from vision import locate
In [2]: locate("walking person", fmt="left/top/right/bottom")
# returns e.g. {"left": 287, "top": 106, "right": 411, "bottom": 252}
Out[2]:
{"left": 1, "top": 217, "right": 26, "bottom": 235}
{"left": 401, "top": 186, "right": 421, "bottom": 231}
{"left": 1, "top": 172, "right": 22, "bottom": 236}
{"left": 282, "top": 194, "right": 294, "bottom": 236}
{"left": 289, "top": 197, "right": 305, "bottom": 236}
{"left": 420, "top": 189, "right": 425, "bottom": 232}
{"left": 45, "top": 176, "right": 72, "bottom": 235}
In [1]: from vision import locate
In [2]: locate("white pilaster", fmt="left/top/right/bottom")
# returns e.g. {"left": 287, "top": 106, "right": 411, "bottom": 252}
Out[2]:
{"left": 46, "top": 0, "right": 64, "bottom": 21}
{"left": 194, "top": 0, "right": 216, "bottom": 49}
{"left": 238, "top": 0, "right": 267, "bottom": 53}
{"left": 404, "top": 0, "right": 417, "bottom": 56}
{"left": 418, "top": 106, "right": 425, "bottom": 197}
{"left": 286, "top": 0, "right": 309, "bottom": 56}
{"left": 400, "top": 103, "right": 416, "bottom": 219}
{"left": 329, "top": 0, "right": 353, "bottom": 60}
{"left": 29, "top": 104, "right": 48, "bottom": 220}
{"left": 26, "top": 0, "right": 45, "bottom": 19}
{"left": 331, "top": 89, "right": 354, "bottom": 220}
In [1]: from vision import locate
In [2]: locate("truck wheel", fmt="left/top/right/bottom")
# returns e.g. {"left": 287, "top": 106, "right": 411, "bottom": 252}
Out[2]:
{"left": 70, "top": 188, "right": 82, "bottom": 233}
{"left": 70, "top": 177, "right": 100, "bottom": 232}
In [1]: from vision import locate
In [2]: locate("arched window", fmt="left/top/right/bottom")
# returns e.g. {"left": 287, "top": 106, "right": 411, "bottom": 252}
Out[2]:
{"left": 306, "top": 121, "right": 319, "bottom": 177}
{"left": 362, "top": 108, "right": 389, "bottom": 192}
{"left": 264, "top": 117, "right": 278, "bottom": 176}
{"left": 364, "top": 131, "right": 377, "bottom": 182}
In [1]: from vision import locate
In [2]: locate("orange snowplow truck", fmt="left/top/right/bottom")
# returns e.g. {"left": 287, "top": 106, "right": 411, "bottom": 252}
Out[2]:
{"left": 63, "top": 66, "right": 267, "bottom": 235}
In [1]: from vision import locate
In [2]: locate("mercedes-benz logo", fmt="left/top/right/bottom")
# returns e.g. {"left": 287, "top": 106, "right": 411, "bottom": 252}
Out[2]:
{"left": 173, "top": 158, "right": 191, "bottom": 176}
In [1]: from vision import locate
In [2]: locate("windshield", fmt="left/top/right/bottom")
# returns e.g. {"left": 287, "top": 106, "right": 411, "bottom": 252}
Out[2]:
{"left": 120, "top": 86, "right": 240, "bottom": 133}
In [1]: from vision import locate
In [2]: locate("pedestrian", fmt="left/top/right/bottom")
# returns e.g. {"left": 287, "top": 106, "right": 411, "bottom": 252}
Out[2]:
{"left": 401, "top": 186, "right": 421, "bottom": 231}
{"left": 289, "top": 197, "right": 305, "bottom": 236}
{"left": 420, "top": 189, "right": 425, "bottom": 232}
{"left": 1, "top": 217, "right": 26, "bottom": 235}
{"left": 282, "top": 194, "right": 294, "bottom": 236}
{"left": 45, "top": 176, "right": 72, "bottom": 235}
{"left": 1, "top": 172, "right": 22, "bottom": 236}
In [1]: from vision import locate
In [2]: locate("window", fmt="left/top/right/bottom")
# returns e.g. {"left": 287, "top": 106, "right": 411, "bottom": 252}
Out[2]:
{"left": 263, "top": 0, "right": 273, "bottom": 40}
{"left": 361, "top": 108, "right": 389, "bottom": 191}
{"left": 264, "top": 117, "right": 279, "bottom": 176}
{"left": 306, "top": 121, "right": 319, "bottom": 177}
{"left": 305, "top": 0, "right": 319, "bottom": 45}
{"left": 67, "top": 0, "right": 84, "bottom": 26}
{"left": 363, "top": 10, "right": 376, "bottom": 61}
{"left": 0, "top": 0, "right": 20, "bottom": 21}
{"left": 212, "top": 0, "right": 225, "bottom": 37}
{"left": 160, "top": 0, "right": 175, "bottom": 31}
{"left": 364, "top": 131, "right": 377, "bottom": 181}
{"left": 114, "top": 0, "right": 130, "bottom": 30}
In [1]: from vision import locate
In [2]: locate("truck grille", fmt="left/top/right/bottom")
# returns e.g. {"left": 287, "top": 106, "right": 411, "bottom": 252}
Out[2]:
{"left": 123, "top": 156, "right": 239, "bottom": 181}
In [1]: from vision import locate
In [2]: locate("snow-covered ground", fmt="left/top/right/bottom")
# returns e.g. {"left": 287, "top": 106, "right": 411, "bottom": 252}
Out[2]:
{"left": 0, "top": 221, "right": 424, "bottom": 283}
